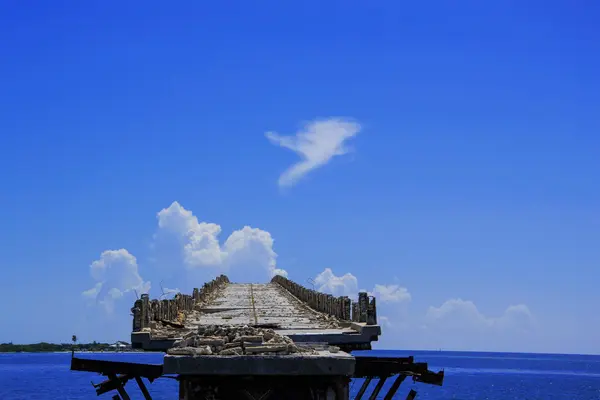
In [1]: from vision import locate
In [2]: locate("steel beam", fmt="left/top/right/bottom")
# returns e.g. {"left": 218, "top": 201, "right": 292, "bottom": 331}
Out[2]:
{"left": 108, "top": 374, "right": 131, "bottom": 400}
{"left": 354, "top": 377, "right": 372, "bottom": 400}
{"left": 383, "top": 375, "right": 406, "bottom": 400}
{"left": 135, "top": 376, "right": 152, "bottom": 400}
{"left": 368, "top": 377, "right": 387, "bottom": 400}
{"left": 71, "top": 355, "right": 162, "bottom": 379}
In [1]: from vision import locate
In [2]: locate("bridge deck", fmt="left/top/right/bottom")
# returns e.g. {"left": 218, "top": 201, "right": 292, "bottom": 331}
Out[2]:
{"left": 186, "top": 283, "right": 340, "bottom": 330}
{"left": 132, "top": 282, "right": 380, "bottom": 351}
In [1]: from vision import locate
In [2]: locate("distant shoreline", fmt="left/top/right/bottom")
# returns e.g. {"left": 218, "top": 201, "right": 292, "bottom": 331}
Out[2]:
{"left": 0, "top": 351, "right": 140, "bottom": 354}
{"left": 0, "top": 342, "right": 136, "bottom": 353}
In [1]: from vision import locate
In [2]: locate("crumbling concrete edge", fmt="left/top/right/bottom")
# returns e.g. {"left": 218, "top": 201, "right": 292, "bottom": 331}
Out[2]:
{"left": 284, "top": 323, "right": 381, "bottom": 348}
{"left": 131, "top": 332, "right": 179, "bottom": 350}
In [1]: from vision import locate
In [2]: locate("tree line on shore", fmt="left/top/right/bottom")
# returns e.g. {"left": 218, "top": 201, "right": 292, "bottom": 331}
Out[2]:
{"left": 0, "top": 341, "right": 126, "bottom": 352}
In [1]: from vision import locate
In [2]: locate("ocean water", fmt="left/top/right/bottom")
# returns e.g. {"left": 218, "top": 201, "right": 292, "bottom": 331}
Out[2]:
{"left": 0, "top": 350, "right": 598, "bottom": 399}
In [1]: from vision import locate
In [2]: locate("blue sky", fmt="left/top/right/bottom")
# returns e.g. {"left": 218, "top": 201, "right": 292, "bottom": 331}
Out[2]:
{"left": 0, "top": 1, "right": 598, "bottom": 354}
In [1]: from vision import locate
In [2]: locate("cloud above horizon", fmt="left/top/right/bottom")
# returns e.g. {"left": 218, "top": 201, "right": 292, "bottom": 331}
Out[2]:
{"left": 80, "top": 202, "right": 535, "bottom": 351}
{"left": 82, "top": 249, "right": 150, "bottom": 313}
{"left": 312, "top": 268, "right": 535, "bottom": 351}
{"left": 313, "top": 269, "right": 412, "bottom": 304}
{"left": 424, "top": 299, "right": 534, "bottom": 333}
{"left": 83, "top": 202, "right": 288, "bottom": 312}
{"left": 155, "top": 201, "right": 288, "bottom": 279}
{"left": 372, "top": 284, "right": 412, "bottom": 303}
{"left": 314, "top": 268, "right": 359, "bottom": 297}
{"left": 266, "top": 118, "right": 361, "bottom": 187}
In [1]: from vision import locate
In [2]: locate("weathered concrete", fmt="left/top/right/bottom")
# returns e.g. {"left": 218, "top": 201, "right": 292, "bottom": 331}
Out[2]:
{"left": 272, "top": 275, "right": 372, "bottom": 324}
{"left": 81, "top": 275, "right": 441, "bottom": 400}
{"left": 178, "top": 375, "right": 350, "bottom": 400}
{"left": 164, "top": 350, "right": 355, "bottom": 376}
{"left": 132, "top": 275, "right": 381, "bottom": 351}
{"left": 186, "top": 283, "right": 339, "bottom": 330}
{"left": 131, "top": 275, "right": 229, "bottom": 334}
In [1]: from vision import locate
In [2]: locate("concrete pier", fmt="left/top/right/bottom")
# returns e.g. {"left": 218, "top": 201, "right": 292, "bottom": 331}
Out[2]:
{"left": 169, "top": 348, "right": 354, "bottom": 399}
{"left": 93, "top": 274, "right": 445, "bottom": 399}
{"left": 73, "top": 271, "right": 445, "bottom": 399}
{"left": 178, "top": 374, "right": 349, "bottom": 400}
{"left": 132, "top": 276, "right": 381, "bottom": 352}
{"left": 128, "top": 275, "right": 382, "bottom": 399}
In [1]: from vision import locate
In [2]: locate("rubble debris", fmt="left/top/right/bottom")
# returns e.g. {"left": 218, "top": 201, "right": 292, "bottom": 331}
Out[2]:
{"left": 167, "top": 325, "right": 318, "bottom": 356}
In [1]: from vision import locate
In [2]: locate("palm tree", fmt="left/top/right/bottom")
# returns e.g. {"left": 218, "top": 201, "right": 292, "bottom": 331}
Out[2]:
{"left": 71, "top": 335, "right": 77, "bottom": 357}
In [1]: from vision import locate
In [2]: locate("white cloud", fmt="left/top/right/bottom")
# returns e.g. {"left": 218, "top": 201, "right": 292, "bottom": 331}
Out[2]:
{"left": 272, "top": 268, "right": 288, "bottom": 278}
{"left": 495, "top": 304, "right": 534, "bottom": 331}
{"left": 372, "top": 284, "right": 411, "bottom": 303}
{"left": 379, "top": 315, "right": 393, "bottom": 329}
{"left": 266, "top": 118, "right": 361, "bottom": 187}
{"left": 155, "top": 201, "right": 287, "bottom": 279}
{"left": 425, "top": 298, "right": 534, "bottom": 332}
{"left": 314, "top": 271, "right": 412, "bottom": 304}
{"left": 82, "top": 282, "right": 102, "bottom": 299}
{"left": 314, "top": 268, "right": 358, "bottom": 297}
{"left": 415, "top": 298, "right": 536, "bottom": 351}
{"left": 82, "top": 249, "right": 150, "bottom": 312}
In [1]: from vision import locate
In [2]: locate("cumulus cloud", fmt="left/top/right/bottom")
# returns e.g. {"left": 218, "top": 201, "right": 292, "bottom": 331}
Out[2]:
{"left": 372, "top": 284, "right": 412, "bottom": 303}
{"left": 314, "top": 268, "right": 358, "bottom": 297}
{"left": 425, "top": 298, "right": 534, "bottom": 333}
{"left": 155, "top": 201, "right": 287, "bottom": 279}
{"left": 266, "top": 118, "right": 361, "bottom": 187}
{"left": 83, "top": 249, "right": 150, "bottom": 312}
{"left": 379, "top": 315, "right": 393, "bottom": 329}
{"left": 314, "top": 270, "right": 412, "bottom": 304}
{"left": 415, "top": 298, "right": 536, "bottom": 351}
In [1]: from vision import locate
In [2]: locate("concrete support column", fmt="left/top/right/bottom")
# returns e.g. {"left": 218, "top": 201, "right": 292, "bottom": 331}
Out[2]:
{"left": 358, "top": 292, "right": 368, "bottom": 323}
{"left": 333, "top": 298, "right": 338, "bottom": 318}
{"left": 141, "top": 294, "right": 150, "bottom": 328}
{"left": 179, "top": 376, "right": 350, "bottom": 400}
{"left": 342, "top": 297, "right": 351, "bottom": 321}
{"left": 151, "top": 300, "right": 158, "bottom": 321}
{"left": 367, "top": 297, "right": 377, "bottom": 325}
{"left": 132, "top": 299, "right": 142, "bottom": 331}
{"left": 162, "top": 299, "right": 169, "bottom": 320}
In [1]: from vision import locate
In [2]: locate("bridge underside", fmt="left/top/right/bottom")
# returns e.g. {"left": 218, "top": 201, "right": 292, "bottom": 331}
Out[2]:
{"left": 71, "top": 353, "right": 444, "bottom": 400}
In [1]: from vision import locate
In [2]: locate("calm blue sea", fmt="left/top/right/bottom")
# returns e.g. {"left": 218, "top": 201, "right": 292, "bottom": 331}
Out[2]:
{"left": 0, "top": 350, "right": 598, "bottom": 399}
